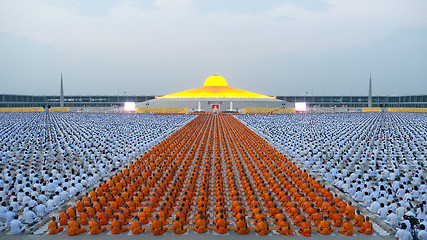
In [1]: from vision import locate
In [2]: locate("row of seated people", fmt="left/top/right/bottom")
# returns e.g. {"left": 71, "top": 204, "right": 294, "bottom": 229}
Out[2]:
{"left": 48, "top": 115, "right": 375, "bottom": 236}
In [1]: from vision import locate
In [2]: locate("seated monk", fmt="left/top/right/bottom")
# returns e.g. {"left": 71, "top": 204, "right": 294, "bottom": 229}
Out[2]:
{"left": 67, "top": 217, "right": 87, "bottom": 236}
{"left": 76, "top": 200, "right": 84, "bottom": 213}
{"left": 78, "top": 208, "right": 89, "bottom": 225}
{"left": 48, "top": 217, "right": 63, "bottom": 234}
{"left": 131, "top": 216, "right": 146, "bottom": 235}
{"left": 353, "top": 210, "right": 364, "bottom": 227}
{"left": 117, "top": 211, "right": 129, "bottom": 225}
{"left": 58, "top": 210, "right": 69, "bottom": 226}
{"left": 67, "top": 207, "right": 76, "bottom": 219}
{"left": 343, "top": 203, "right": 355, "bottom": 220}
{"left": 331, "top": 212, "right": 343, "bottom": 227}
{"left": 338, "top": 218, "right": 354, "bottom": 236}
{"left": 110, "top": 215, "right": 130, "bottom": 234}
{"left": 310, "top": 211, "right": 323, "bottom": 227}
{"left": 357, "top": 216, "right": 374, "bottom": 235}
{"left": 194, "top": 215, "right": 208, "bottom": 234}
{"left": 137, "top": 211, "right": 150, "bottom": 225}
{"left": 298, "top": 218, "right": 312, "bottom": 237}
{"left": 316, "top": 216, "right": 334, "bottom": 235}
{"left": 255, "top": 217, "right": 270, "bottom": 236}
{"left": 157, "top": 206, "right": 169, "bottom": 225}
{"left": 214, "top": 214, "right": 229, "bottom": 234}
{"left": 151, "top": 214, "right": 167, "bottom": 235}
{"left": 172, "top": 216, "right": 187, "bottom": 234}
{"left": 293, "top": 211, "right": 304, "bottom": 227}
{"left": 276, "top": 217, "right": 293, "bottom": 235}
{"left": 89, "top": 216, "right": 107, "bottom": 235}
{"left": 235, "top": 215, "right": 249, "bottom": 235}
{"left": 97, "top": 210, "right": 109, "bottom": 226}
{"left": 176, "top": 208, "right": 189, "bottom": 225}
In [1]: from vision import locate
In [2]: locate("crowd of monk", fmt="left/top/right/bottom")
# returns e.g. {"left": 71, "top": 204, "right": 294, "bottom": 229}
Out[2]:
{"left": 47, "top": 115, "right": 375, "bottom": 236}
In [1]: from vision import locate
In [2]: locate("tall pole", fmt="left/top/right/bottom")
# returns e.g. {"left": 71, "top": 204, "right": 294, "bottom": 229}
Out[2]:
{"left": 60, "top": 72, "right": 64, "bottom": 107}
{"left": 368, "top": 73, "right": 372, "bottom": 108}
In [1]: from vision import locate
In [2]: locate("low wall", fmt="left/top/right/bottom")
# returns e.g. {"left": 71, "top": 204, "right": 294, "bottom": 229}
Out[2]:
{"left": 388, "top": 107, "right": 427, "bottom": 113}
{"left": 135, "top": 107, "right": 188, "bottom": 114}
{"left": 0, "top": 107, "right": 43, "bottom": 112}
{"left": 49, "top": 107, "right": 70, "bottom": 112}
{"left": 362, "top": 107, "right": 382, "bottom": 112}
{"left": 242, "top": 108, "right": 296, "bottom": 114}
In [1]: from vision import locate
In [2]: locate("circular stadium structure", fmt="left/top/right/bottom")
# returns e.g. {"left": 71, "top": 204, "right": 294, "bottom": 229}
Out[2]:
{"left": 136, "top": 75, "right": 291, "bottom": 113}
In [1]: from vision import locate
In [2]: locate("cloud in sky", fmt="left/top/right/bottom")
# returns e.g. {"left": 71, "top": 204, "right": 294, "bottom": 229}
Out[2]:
{"left": 0, "top": 0, "right": 426, "bottom": 96}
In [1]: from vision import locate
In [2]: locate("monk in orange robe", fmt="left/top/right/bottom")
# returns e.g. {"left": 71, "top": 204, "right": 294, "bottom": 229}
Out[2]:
{"left": 338, "top": 218, "right": 354, "bottom": 236}
{"left": 194, "top": 214, "right": 208, "bottom": 234}
{"left": 48, "top": 217, "right": 63, "bottom": 234}
{"left": 151, "top": 214, "right": 167, "bottom": 235}
{"left": 131, "top": 216, "right": 146, "bottom": 235}
{"left": 276, "top": 217, "right": 293, "bottom": 235}
{"left": 316, "top": 216, "right": 333, "bottom": 235}
{"left": 89, "top": 216, "right": 107, "bottom": 235}
{"left": 67, "top": 217, "right": 87, "bottom": 236}
{"left": 357, "top": 216, "right": 374, "bottom": 235}
{"left": 67, "top": 207, "right": 76, "bottom": 219}
{"left": 298, "top": 218, "right": 312, "bottom": 237}
{"left": 353, "top": 210, "right": 364, "bottom": 227}
{"left": 58, "top": 210, "right": 69, "bottom": 226}
{"left": 97, "top": 210, "right": 109, "bottom": 226}
{"left": 137, "top": 211, "right": 150, "bottom": 225}
{"left": 255, "top": 217, "right": 270, "bottom": 235}
{"left": 76, "top": 200, "right": 84, "bottom": 213}
{"left": 214, "top": 215, "right": 229, "bottom": 234}
{"left": 110, "top": 216, "right": 130, "bottom": 234}
{"left": 78, "top": 209, "right": 89, "bottom": 225}
{"left": 343, "top": 203, "right": 355, "bottom": 220}
{"left": 172, "top": 216, "right": 187, "bottom": 234}
{"left": 235, "top": 215, "right": 249, "bottom": 235}
{"left": 331, "top": 212, "right": 343, "bottom": 227}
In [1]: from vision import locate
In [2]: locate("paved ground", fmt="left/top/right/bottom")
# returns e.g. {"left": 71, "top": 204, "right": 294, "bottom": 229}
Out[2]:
{"left": 0, "top": 230, "right": 395, "bottom": 240}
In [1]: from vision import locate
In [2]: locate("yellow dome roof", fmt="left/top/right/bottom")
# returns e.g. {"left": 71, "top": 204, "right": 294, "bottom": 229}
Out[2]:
{"left": 203, "top": 75, "right": 228, "bottom": 87}
{"left": 156, "top": 75, "right": 275, "bottom": 99}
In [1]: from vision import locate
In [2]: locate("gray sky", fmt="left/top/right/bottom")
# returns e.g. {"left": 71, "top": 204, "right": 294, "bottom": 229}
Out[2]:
{"left": 1, "top": 0, "right": 426, "bottom": 96}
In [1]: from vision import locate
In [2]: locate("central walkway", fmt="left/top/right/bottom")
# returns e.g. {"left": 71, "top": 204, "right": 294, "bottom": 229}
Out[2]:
{"left": 42, "top": 115, "right": 380, "bottom": 238}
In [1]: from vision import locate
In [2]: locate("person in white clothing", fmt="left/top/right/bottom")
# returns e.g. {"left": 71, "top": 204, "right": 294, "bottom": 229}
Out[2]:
{"left": 9, "top": 215, "right": 26, "bottom": 234}
{"left": 418, "top": 224, "right": 427, "bottom": 240}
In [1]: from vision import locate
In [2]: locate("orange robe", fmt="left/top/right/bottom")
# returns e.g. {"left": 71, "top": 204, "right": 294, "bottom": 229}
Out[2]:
{"left": 131, "top": 220, "right": 146, "bottom": 235}
{"left": 298, "top": 222, "right": 312, "bottom": 237}
{"left": 214, "top": 218, "right": 229, "bottom": 234}
{"left": 316, "top": 220, "right": 333, "bottom": 235}
{"left": 172, "top": 220, "right": 187, "bottom": 234}
{"left": 58, "top": 212, "right": 69, "bottom": 226}
{"left": 78, "top": 212, "right": 89, "bottom": 225}
{"left": 194, "top": 219, "right": 208, "bottom": 233}
{"left": 357, "top": 221, "right": 374, "bottom": 235}
{"left": 151, "top": 220, "right": 167, "bottom": 235}
{"left": 256, "top": 221, "right": 270, "bottom": 235}
{"left": 110, "top": 220, "right": 129, "bottom": 234}
{"left": 353, "top": 214, "right": 364, "bottom": 227}
{"left": 67, "top": 220, "right": 87, "bottom": 236}
{"left": 338, "top": 222, "right": 354, "bottom": 236}
{"left": 48, "top": 221, "right": 63, "bottom": 234}
{"left": 89, "top": 220, "right": 107, "bottom": 235}
{"left": 235, "top": 220, "right": 249, "bottom": 235}
{"left": 276, "top": 220, "right": 293, "bottom": 235}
